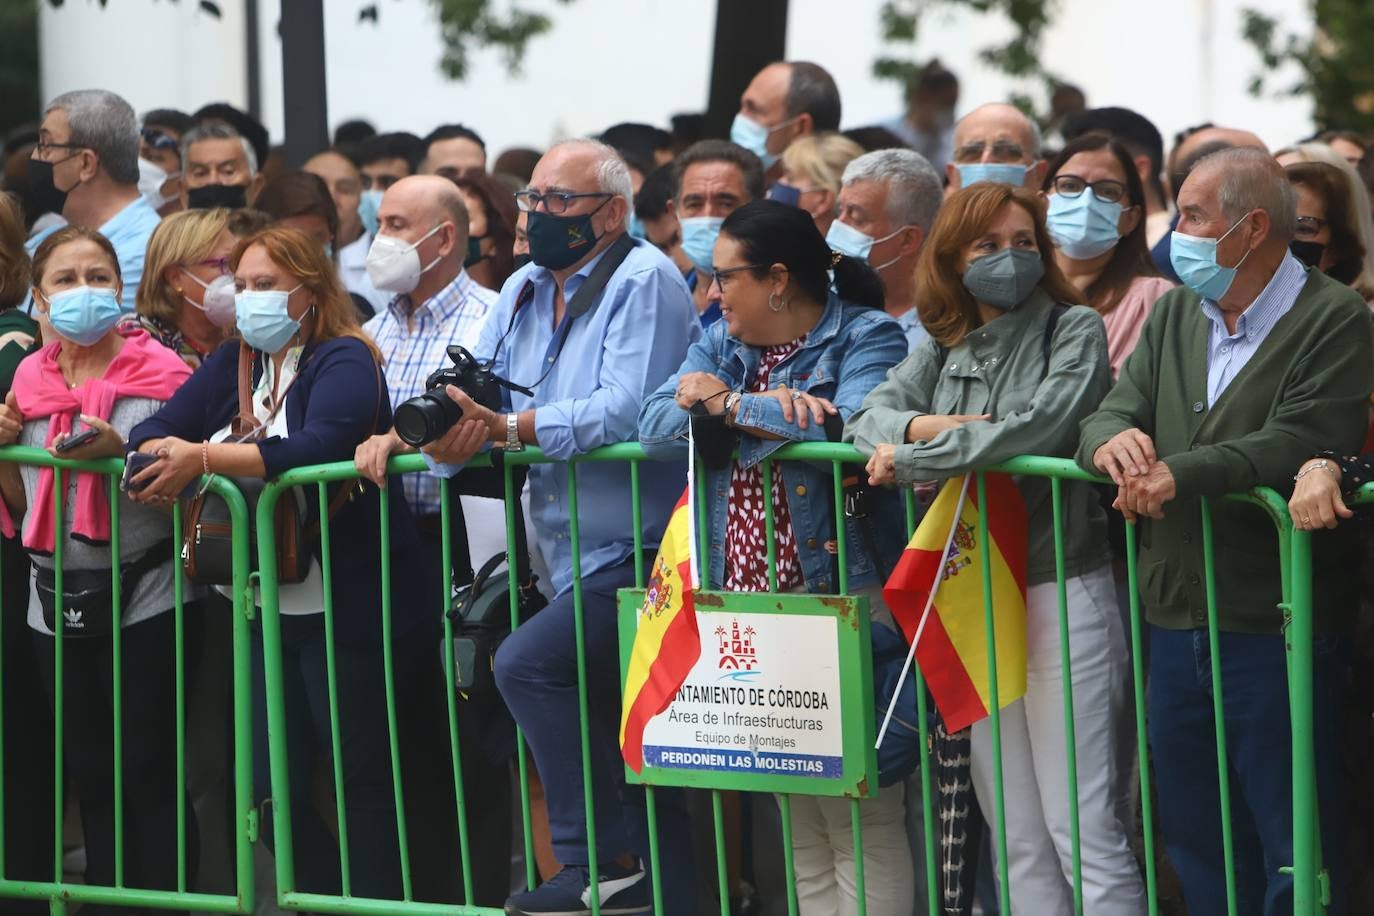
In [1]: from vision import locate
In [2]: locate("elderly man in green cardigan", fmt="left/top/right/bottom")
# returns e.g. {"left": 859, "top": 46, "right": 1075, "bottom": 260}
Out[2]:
{"left": 1078, "top": 147, "right": 1371, "bottom": 916}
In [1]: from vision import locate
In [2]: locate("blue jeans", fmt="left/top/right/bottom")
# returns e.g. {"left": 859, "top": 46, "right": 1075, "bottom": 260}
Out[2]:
{"left": 1147, "top": 626, "right": 1347, "bottom": 916}
{"left": 494, "top": 557, "right": 697, "bottom": 914}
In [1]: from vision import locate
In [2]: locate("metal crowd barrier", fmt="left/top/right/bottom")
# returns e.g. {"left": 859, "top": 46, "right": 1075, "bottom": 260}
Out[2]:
{"left": 248, "top": 443, "right": 1325, "bottom": 916}
{"left": 0, "top": 443, "right": 1326, "bottom": 915}
{"left": 0, "top": 445, "right": 256, "bottom": 914}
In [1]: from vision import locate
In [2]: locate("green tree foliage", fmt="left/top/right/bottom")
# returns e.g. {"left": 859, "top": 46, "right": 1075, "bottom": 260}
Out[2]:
{"left": 1242, "top": 0, "right": 1374, "bottom": 133}
{"left": 873, "top": 0, "right": 1062, "bottom": 117}
{"left": 427, "top": 0, "right": 574, "bottom": 79}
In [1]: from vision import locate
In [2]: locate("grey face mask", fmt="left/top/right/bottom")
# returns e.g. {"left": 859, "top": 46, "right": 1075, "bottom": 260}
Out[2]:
{"left": 961, "top": 247, "right": 1046, "bottom": 311}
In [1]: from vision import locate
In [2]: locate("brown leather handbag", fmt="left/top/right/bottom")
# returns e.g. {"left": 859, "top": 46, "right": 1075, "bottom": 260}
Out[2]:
{"left": 181, "top": 343, "right": 373, "bottom": 585}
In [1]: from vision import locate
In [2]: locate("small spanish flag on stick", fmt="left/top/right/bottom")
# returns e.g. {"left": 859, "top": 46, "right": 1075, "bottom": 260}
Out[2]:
{"left": 880, "top": 473, "right": 1029, "bottom": 735}
{"left": 619, "top": 441, "right": 702, "bottom": 774}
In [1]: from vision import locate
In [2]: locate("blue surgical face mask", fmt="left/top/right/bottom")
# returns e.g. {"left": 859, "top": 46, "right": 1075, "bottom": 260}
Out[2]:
{"left": 962, "top": 247, "right": 1045, "bottom": 311}
{"left": 1170, "top": 214, "right": 1253, "bottom": 301}
{"left": 1046, "top": 190, "right": 1123, "bottom": 260}
{"left": 628, "top": 213, "right": 647, "bottom": 241}
{"left": 235, "top": 284, "right": 305, "bottom": 353}
{"left": 680, "top": 216, "right": 724, "bottom": 274}
{"left": 768, "top": 182, "right": 802, "bottom": 207}
{"left": 358, "top": 189, "right": 383, "bottom": 237}
{"left": 730, "top": 113, "right": 790, "bottom": 170}
{"left": 44, "top": 285, "right": 123, "bottom": 346}
{"left": 826, "top": 219, "right": 906, "bottom": 270}
{"left": 956, "top": 162, "right": 1029, "bottom": 188}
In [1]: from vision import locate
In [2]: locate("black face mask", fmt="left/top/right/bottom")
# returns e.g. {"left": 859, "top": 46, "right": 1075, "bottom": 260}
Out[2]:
{"left": 1289, "top": 239, "right": 1325, "bottom": 269}
{"left": 187, "top": 183, "right": 248, "bottom": 210}
{"left": 1327, "top": 254, "right": 1361, "bottom": 285}
{"left": 464, "top": 235, "right": 488, "bottom": 268}
{"left": 25, "top": 158, "right": 74, "bottom": 218}
{"left": 512, "top": 253, "right": 532, "bottom": 272}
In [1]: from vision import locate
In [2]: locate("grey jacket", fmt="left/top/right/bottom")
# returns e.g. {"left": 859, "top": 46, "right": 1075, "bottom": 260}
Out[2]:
{"left": 844, "top": 290, "right": 1112, "bottom": 585}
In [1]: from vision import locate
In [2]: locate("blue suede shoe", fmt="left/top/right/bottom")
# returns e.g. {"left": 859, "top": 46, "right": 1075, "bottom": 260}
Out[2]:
{"left": 505, "top": 862, "right": 651, "bottom": 915}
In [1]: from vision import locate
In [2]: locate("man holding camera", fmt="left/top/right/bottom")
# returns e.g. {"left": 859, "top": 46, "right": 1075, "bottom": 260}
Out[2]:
{"left": 419, "top": 139, "right": 701, "bottom": 916}
{"left": 352, "top": 173, "right": 508, "bottom": 905}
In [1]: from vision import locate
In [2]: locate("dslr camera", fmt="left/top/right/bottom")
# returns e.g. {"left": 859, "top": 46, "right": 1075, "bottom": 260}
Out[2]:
{"left": 393, "top": 346, "right": 527, "bottom": 447}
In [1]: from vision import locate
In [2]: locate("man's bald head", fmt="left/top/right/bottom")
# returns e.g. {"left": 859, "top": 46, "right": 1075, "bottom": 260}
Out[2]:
{"left": 374, "top": 174, "right": 469, "bottom": 300}
{"left": 947, "top": 103, "right": 1045, "bottom": 191}
{"left": 1168, "top": 126, "right": 1268, "bottom": 203}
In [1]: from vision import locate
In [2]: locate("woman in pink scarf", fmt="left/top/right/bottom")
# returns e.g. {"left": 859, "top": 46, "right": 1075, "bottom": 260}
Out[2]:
{"left": 0, "top": 226, "right": 196, "bottom": 901}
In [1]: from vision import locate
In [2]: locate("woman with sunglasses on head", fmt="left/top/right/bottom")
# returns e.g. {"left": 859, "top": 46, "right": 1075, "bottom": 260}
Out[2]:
{"left": 1042, "top": 134, "right": 1174, "bottom": 379}
{"left": 127, "top": 207, "right": 242, "bottom": 368}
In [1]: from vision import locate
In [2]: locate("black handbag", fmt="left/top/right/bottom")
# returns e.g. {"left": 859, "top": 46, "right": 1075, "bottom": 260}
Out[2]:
{"left": 445, "top": 489, "right": 547, "bottom": 763}
{"left": 36, "top": 539, "right": 173, "bottom": 638}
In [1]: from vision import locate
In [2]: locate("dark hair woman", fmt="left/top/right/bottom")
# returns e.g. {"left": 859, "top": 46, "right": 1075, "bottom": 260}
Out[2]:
{"left": 640, "top": 199, "right": 912, "bottom": 914}
{"left": 1042, "top": 134, "right": 1174, "bottom": 378}
{"left": 450, "top": 169, "right": 518, "bottom": 291}
{"left": 1286, "top": 160, "right": 1374, "bottom": 301}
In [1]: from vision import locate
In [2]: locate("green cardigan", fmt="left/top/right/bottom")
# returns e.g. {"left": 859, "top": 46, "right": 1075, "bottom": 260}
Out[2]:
{"left": 1077, "top": 268, "right": 1373, "bottom": 634}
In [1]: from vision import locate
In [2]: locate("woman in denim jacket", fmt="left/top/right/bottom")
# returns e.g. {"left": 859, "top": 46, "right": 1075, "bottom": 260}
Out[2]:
{"left": 638, "top": 199, "right": 912, "bottom": 916}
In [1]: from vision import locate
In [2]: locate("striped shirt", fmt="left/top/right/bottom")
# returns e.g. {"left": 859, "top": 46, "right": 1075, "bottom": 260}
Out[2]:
{"left": 364, "top": 270, "right": 497, "bottom": 514}
{"left": 1201, "top": 253, "right": 1307, "bottom": 406}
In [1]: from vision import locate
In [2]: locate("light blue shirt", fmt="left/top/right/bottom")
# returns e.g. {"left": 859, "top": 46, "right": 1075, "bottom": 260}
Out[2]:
{"left": 426, "top": 237, "right": 702, "bottom": 597}
{"left": 99, "top": 196, "right": 162, "bottom": 312}
{"left": 26, "top": 199, "right": 161, "bottom": 313}
{"left": 1201, "top": 253, "right": 1307, "bottom": 406}
{"left": 897, "top": 307, "right": 930, "bottom": 354}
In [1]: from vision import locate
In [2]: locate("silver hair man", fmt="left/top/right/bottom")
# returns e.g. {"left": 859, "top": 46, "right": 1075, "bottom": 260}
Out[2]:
{"left": 842, "top": 149, "right": 943, "bottom": 234}
{"left": 44, "top": 89, "right": 140, "bottom": 185}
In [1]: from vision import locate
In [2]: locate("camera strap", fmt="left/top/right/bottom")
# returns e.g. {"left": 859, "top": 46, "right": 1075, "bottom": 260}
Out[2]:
{"left": 489, "top": 233, "right": 637, "bottom": 388}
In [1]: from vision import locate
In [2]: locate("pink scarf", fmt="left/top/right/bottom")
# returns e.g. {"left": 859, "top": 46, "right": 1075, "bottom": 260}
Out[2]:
{"left": 2, "top": 328, "right": 192, "bottom": 552}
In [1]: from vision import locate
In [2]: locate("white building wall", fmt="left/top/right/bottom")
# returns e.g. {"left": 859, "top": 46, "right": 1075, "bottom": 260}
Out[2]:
{"left": 40, "top": 0, "right": 1313, "bottom": 158}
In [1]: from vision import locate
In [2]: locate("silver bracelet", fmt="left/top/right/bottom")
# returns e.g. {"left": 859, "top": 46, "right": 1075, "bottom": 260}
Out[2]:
{"left": 1293, "top": 458, "right": 1339, "bottom": 483}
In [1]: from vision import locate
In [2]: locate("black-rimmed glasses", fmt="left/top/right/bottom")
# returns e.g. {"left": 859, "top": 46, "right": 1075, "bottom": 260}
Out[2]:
{"left": 1051, "top": 174, "right": 1128, "bottom": 205}
{"left": 514, "top": 189, "right": 613, "bottom": 214}
{"left": 710, "top": 264, "right": 768, "bottom": 289}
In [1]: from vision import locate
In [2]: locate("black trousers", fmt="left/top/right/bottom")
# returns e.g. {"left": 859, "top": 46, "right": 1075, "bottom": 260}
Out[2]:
{"left": 2, "top": 535, "right": 52, "bottom": 915}
{"left": 35, "top": 609, "right": 200, "bottom": 915}
{"left": 411, "top": 516, "right": 513, "bottom": 907}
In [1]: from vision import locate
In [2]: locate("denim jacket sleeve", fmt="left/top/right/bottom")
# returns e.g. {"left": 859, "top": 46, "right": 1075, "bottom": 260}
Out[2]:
{"left": 843, "top": 335, "right": 944, "bottom": 454}
{"left": 885, "top": 306, "right": 1111, "bottom": 484}
{"left": 733, "top": 311, "right": 908, "bottom": 451}
{"left": 637, "top": 327, "right": 726, "bottom": 459}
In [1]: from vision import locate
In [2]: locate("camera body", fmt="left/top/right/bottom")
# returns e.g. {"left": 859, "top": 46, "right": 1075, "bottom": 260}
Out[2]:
{"left": 393, "top": 346, "right": 505, "bottom": 447}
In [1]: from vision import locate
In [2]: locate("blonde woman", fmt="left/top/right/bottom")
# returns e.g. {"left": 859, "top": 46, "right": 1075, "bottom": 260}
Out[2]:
{"left": 775, "top": 132, "right": 866, "bottom": 236}
{"left": 127, "top": 207, "right": 240, "bottom": 367}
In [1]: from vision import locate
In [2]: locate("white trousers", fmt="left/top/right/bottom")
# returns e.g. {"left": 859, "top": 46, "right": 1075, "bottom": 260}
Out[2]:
{"left": 970, "top": 565, "right": 1146, "bottom": 916}
{"left": 789, "top": 781, "right": 915, "bottom": 916}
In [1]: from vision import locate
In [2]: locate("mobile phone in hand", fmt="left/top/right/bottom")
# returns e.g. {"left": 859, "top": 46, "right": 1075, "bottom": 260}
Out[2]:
{"left": 54, "top": 423, "right": 99, "bottom": 453}
{"left": 121, "top": 451, "right": 158, "bottom": 492}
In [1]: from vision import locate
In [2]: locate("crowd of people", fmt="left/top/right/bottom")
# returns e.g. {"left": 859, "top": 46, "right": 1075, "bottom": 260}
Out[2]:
{"left": 0, "top": 54, "right": 1371, "bottom": 916}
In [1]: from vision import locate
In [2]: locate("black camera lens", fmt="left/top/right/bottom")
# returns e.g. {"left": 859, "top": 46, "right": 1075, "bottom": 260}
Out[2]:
{"left": 394, "top": 390, "right": 463, "bottom": 447}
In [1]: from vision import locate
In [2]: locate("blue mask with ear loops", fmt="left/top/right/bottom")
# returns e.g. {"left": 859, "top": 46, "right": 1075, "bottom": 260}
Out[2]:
{"left": 234, "top": 285, "right": 305, "bottom": 353}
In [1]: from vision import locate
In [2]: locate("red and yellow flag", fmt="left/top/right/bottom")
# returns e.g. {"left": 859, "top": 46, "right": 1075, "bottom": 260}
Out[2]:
{"left": 883, "top": 473, "right": 1028, "bottom": 733}
{"left": 619, "top": 488, "right": 701, "bottom": 773}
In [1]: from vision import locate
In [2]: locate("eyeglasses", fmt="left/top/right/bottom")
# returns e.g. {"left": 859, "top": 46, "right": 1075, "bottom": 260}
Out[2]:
{"left": 1295, "top": 216, "right": 1328, "bottom": 240}
{"left": 710, "top": 264, "right": 768, "bottom": 289}
{"left": 141, "top": 128, "right": 179, "bottom": 151}
{"left": 191, "top": 256, "right": 232, "bottom": 275}
{"left": 953, "top": 140, "right": 1026, "bottom": 164}
{"left": 1051, "top": 174, "right": 1128, "bottom": 205}
{"left": 34, "top": 140, "right": 87, "bottom": 159}
{"left": 514, "top": 189, "right": 613, "bottom": 214}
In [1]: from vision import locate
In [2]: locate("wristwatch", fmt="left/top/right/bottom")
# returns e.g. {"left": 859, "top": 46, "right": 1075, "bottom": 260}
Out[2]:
{"left": 722, "top": 391, "right": 742, "bottom": 427}
{"left": 504, "top": 412, "right": 524, "bottom": 452}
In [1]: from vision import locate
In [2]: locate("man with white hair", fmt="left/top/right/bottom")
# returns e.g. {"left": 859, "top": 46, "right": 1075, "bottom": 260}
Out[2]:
{"left": 29, "top": 89, "right": 160, "bottom": 310}
{"left": 420, "top": 139, "right": 701, "bottom": 915}
{"left": 945, "top": 102, "right": 1045, "bottom": 193}
{"left": 179, "top": 123, "right": 263, "bottom": 210}
{"left": 829, "top": 148, "right": 943, "bottom": 351}
{"left": 1079, "top": 147, "right": 1368, "bottom": 913}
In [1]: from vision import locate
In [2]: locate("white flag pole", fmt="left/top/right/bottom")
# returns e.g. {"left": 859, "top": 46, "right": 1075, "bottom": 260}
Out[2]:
{"left": 875, "top": 473, "right": 972, "bottom": 749}
{"left": 686, "top": 422, "right": 698, "bottom": 590}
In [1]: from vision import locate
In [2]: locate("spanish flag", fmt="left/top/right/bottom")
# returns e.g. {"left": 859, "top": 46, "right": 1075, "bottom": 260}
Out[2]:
{"left": 619, "top": 486, "right": 701, "bottom": 773}
{"left": 883, "top": 473, "right": 1028, "bottom": 734}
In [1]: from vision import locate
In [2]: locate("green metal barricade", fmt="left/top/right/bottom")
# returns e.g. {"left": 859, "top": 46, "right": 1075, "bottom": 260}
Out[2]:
{"left": 250, "top": 444, "right": 1326, "bottom": 916}
{"left": 0, "top": 445, "right": 256, "bottom": 914}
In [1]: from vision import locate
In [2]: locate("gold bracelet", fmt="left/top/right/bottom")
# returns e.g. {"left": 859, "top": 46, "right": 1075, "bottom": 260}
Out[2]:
{"left": 202, "top": 441, "right": 210, "bottom": 476}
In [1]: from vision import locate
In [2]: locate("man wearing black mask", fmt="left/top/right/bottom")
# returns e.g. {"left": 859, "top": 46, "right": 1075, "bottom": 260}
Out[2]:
{"left": 179, "top": 123, "right": 264, "bottom": 210}
{"left": 29, "top": 89, "right": 160, "bottom": 311}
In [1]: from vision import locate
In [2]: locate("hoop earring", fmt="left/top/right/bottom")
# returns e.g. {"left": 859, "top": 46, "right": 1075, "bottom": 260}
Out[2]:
{"left": 768, "top": 291, "right": 786, "bottom": 312}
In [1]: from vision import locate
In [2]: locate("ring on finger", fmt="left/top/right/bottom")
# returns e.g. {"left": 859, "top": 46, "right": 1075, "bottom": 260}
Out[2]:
{"left": 790, "top": 390, "right": 804, "bottom": 401}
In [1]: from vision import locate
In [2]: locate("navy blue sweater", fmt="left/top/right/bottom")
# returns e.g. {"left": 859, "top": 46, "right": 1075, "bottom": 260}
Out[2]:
{"left": 129, "top": 337, "right": 431, "bottom": 650}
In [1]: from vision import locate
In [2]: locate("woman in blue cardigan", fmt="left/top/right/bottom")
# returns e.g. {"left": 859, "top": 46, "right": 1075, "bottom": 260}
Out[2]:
{"left": 127, "top": 227, "right": 428, "bottom": 901}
